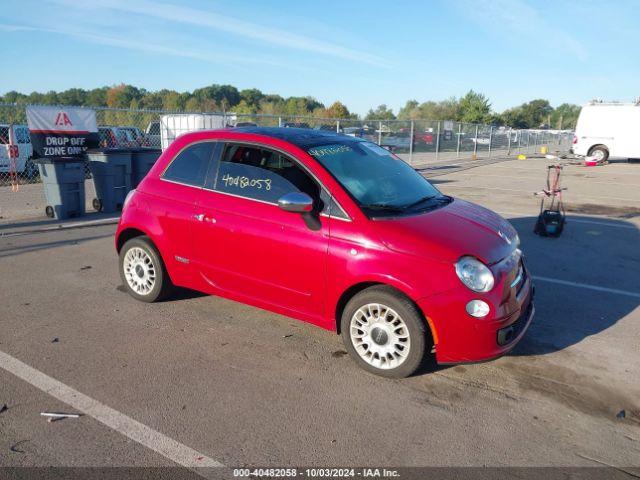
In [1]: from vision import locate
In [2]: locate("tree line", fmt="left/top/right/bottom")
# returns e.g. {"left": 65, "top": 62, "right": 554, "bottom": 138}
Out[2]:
{"left": 0, "top": 84, "right": 581, "bottom": 129}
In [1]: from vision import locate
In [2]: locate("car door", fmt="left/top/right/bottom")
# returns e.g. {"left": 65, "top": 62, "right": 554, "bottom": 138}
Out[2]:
{"left": 192, "top": 142, "right": 330, "bottom": 321}
{"left": 143, "top": 140, "right": 217, "bottom": 284}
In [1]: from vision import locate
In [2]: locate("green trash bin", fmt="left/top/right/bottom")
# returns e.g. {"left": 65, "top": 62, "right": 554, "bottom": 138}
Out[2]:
{"left": 34, "top": 157, "right": 86, "bottom": 220}
{"left": 130, "top": 148, "right": 161, "bottom": 187}
{"left": 86, "top": 149, "right": 132, "bottom": 213}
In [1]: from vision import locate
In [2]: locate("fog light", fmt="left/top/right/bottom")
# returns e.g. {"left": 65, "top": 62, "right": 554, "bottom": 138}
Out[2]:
{"left": 466, "top": 300, "right": 490, "bottom": 318}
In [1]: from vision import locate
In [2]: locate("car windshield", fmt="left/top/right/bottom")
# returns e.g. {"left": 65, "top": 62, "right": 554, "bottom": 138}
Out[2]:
{"left": 307, "top": 141, "right": 450, "bottom": 217}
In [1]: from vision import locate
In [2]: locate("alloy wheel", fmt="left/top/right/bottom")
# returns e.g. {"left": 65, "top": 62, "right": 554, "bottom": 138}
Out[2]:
{"left": 349, "top": 303, "right": 411, "bottom": 370}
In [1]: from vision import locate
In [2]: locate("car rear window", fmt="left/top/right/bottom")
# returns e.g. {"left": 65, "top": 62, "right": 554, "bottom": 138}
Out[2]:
{"left": 162, "top": 141, "right": 215, "bottom": 187}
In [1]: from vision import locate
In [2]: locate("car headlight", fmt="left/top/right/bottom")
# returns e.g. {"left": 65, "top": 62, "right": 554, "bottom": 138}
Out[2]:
{"left": 455, "top": 256, "right": 495, "bottom": 293}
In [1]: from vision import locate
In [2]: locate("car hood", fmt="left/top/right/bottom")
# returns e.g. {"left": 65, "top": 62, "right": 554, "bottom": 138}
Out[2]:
{"left": 377, "top": 199, "right": 518, "bottom": 264}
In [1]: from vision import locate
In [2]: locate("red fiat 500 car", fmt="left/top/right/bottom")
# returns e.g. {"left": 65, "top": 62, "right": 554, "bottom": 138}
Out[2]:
{"left": 115, "top": 127, "right": 534, "bottom": 378}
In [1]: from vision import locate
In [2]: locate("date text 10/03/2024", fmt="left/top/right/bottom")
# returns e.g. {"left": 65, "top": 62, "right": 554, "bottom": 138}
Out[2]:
{"left": 233, "top": 468, "right": 400, "bottom": 478}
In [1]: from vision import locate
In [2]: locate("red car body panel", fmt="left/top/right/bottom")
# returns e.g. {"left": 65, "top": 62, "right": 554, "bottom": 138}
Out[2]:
{"left": 116, "top": 129, "right": 533, "bottom": 364}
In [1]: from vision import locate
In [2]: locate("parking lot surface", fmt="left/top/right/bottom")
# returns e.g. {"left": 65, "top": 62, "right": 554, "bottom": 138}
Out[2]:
{"left": 0, "top": 157, "right": 638, "bottom": 474}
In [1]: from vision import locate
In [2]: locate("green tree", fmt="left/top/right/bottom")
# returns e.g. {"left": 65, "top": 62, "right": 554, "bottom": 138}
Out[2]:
{"left": 365, "top": 104, "right": 396, "bottom": 120}
{"left": 192, "top": 84, "right": 240, "bottom": 111}
{"left": 500, "top": 99, "right": 554, "bottom": 128}
{"left": 324, "top": 101, "right": 350, "bottom": 118}
{"left": 86, "top": 87, "right": 108, "bottom": 107}
{"left": 57, "top": 88, "right": 87, "bottom": 106}
{"left": 550, "top": 103, "right": 581, "bottom": 129}
{"left": 397, "top": 98, "right": 459, "bottom": 121}
{"left": 106, "top": 84, "right": 143, "bottom": 109}
{"left": 458, "top": 90, "right": 491, "bottom": 123}
{"left": 239, "top": 88, "right": 264, "bottom": 110}
{"left": 234, "top": 99, "right": 257, "bottom": 115}
{"left": 161, "top": 90, "right": 183, "bottom": 111}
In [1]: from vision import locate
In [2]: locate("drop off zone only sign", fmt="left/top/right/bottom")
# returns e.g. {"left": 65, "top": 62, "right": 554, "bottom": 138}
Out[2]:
{"left": 26, "top": 105, "right": 99, "bottom": 157}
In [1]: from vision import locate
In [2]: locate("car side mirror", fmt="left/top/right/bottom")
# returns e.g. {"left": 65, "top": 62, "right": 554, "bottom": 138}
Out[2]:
{"left": 277, "top": 192, "right": 314, "bottom": 213}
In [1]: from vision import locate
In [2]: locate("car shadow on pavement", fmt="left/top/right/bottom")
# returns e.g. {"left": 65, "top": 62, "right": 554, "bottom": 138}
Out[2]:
{"left": 165, "top": 287, "right": 208, "bottom": 302}
{"left": 0, "top": 233, "right": 114, "bottom": 258}
{"left": 506, "top": 215, "right": 639, "bottom": 357}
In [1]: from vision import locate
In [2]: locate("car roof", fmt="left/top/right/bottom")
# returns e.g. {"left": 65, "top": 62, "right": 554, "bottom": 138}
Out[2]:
{"left": 230, "top": 126, "right": 367, "bottom": 149}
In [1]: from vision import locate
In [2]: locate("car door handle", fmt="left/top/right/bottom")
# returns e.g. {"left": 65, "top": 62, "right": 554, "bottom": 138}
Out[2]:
{"left": 194, "top": 213, "right": 216, "bottom": 224}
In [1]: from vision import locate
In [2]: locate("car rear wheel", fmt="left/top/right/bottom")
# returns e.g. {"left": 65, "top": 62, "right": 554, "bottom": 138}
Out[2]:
{"left": 589, "top": 145, "right": 609, "bottom": 163}
{"left": 119, "top": 236, "right": 173, "bottom": 302}
{"left": 341, "top": 286, "right": 428, "bottom": 378}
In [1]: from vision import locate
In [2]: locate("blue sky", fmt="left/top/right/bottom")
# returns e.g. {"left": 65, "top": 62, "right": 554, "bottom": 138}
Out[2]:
{"left": 0, "top": 0, "right": 638, "bottom": 115}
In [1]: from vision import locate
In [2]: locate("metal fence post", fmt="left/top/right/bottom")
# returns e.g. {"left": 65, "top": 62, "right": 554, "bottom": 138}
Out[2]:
{"left": 518, "top": 130, "right": 522, "bottom": 154}
{"left": 507, "top": 127, "right": 512, "bottom": 155}
{"left": 488, "top": 125, "right": 493, "bottom": 158}
{"left": 435, "top": 121, "right": 441, "bottom": 161}
{"left": 473, "top": 124, "right": 479, "bottom": 159}
{"left": 336, "top": 120, "right": 340, "bottom": 133}
{"left": 409, "top": 120, "right": 414, "bottom": 165}
{"left": 378, "top": 121, "right": 382, "bottom": 146}
{"left": 278, "top": 116, "right": 282, "bottom": 127}
{"left": 456, "top": 122, "right": 461, "bottom": 158}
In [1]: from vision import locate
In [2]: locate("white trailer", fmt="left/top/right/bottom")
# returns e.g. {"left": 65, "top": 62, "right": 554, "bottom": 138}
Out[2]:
{"left": 573, "top": 102, "right": 640, "bottom": 161}
{"left": 160, "top": 113, "right": 237, "bottom": 150}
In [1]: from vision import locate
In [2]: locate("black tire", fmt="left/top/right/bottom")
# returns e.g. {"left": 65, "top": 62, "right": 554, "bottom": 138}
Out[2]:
{"left": 93, "top": 198, "right": 103, "bottom": 212}
{"left": 588, "top": 145, "right": 609, "bottom": 164}
{"left": 119, "top": 236, "right": 174, "bottom": 303}
{"left": 340, "top": 285, "right": 428, "bottom": 378}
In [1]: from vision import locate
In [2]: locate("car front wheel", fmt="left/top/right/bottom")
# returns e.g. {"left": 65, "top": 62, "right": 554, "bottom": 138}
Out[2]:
{"left": 341, "top": 286, "right": 428, "bottom": 378}
{"left": 119, "top": 236, "right": 173, "bottom": 302}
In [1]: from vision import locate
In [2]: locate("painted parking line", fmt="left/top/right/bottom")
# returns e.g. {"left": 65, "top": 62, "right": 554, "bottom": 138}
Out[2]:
{"left": 532, "top": 276, "right": 640, "bottom": 299}
{"left": 0, "top": 350, "right": 224, "bottom": 472}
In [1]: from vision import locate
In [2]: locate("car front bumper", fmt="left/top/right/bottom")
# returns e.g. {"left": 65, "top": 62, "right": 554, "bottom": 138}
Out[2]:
{"left": 418, "top": 270, "right": 535, "bottom": 364}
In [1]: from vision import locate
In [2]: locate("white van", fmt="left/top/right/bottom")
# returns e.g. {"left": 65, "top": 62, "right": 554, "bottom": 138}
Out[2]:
{"left": 159, "top": 113, "right": 237, "bottom": 151}
{"left": 572, "top": 102, "right": 640, "bottom": 161}
{"left": 0, "top": 124, "right": 37, "bottom": 178}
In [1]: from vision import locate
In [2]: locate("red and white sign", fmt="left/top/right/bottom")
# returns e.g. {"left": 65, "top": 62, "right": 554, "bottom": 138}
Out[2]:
{"left": 26, "top": 105, "right": 99, "bottom": 157}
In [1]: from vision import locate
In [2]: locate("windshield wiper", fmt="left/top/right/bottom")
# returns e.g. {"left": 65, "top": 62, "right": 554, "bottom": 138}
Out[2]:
{"left": 361, "top": 203, "right": 406, "bottom": 212}
{"left": 401, "top": 195, "right": 437, "bottom": 210}
{"left": 402, "top": 194, "right": 453, "bottom": 210}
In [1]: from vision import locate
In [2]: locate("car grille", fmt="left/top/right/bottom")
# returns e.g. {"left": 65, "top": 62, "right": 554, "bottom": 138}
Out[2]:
{"left": 497, "top": 298, "right": 533, "bottom": 346}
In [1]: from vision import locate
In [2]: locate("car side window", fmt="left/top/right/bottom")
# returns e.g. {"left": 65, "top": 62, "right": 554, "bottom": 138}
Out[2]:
{"left": 319, "top": 189, "right": 349, "bottom": 220}
{"left": 162, "top": 141, "right": 215, "bottom": 187}
{"left": 0, "top": 127, "right": 9, "bottom": 144}
{"left": 214, "top": 144, "right": 321, "bottom": 206}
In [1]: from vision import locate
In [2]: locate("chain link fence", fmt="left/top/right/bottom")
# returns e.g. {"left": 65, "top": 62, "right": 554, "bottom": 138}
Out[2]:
{"left": 0, "top": 102, "right": 573, "bottom": 221}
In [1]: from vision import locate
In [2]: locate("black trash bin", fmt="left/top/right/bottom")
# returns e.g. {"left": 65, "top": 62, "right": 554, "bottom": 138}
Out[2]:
{"left": 130, "top": 148, "right": 161, "bottom": 187}
{"left": 34, "top": 157, "right": 86, "bottom": 220}
{"left": 86, "top": 149, "right": 132, "bottom": 213}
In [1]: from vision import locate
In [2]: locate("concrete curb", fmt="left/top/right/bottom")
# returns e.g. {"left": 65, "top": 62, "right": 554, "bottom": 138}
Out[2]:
{"left": 0, "top": 216, "right": 120, "bottom": 238}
